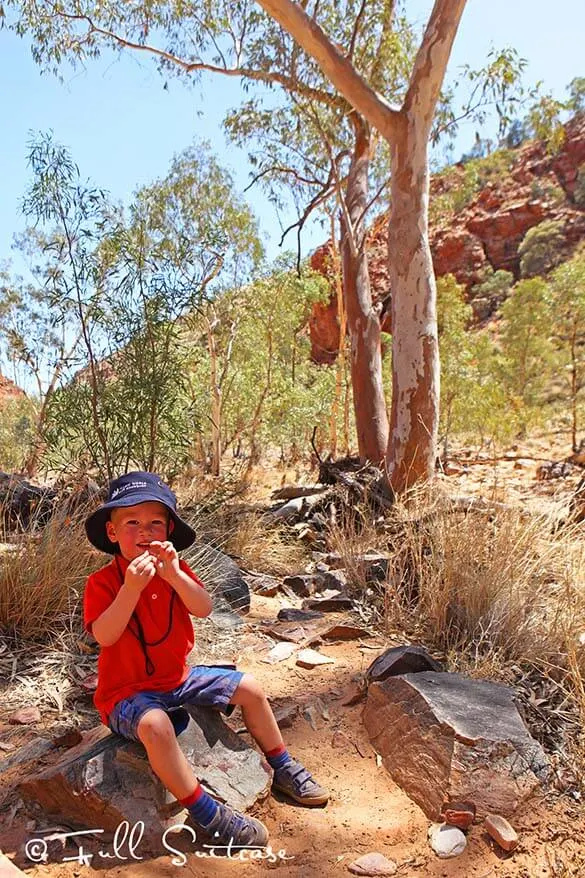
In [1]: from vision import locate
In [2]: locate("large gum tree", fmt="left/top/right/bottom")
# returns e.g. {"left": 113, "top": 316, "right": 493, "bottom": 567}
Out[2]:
{"left": 9, "top": 0, "right": 469, "bottom": 491}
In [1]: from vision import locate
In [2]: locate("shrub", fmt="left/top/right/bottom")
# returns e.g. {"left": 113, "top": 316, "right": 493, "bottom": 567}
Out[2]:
{"left": 518, "top": 220, "right": 566, "bottom": 277}
{"left": 470, "top": 269, "right": 514, "bottom": 307}
{"left": 0, "top": 396, "right": 37, "bottom": 472}
{"left": 529, "top": 179, "right": 565, "bottom": 206}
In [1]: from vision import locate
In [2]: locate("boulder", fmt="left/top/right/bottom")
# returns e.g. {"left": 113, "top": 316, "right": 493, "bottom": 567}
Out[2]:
{"left": 18, "top": 707, "right": 272, "bottom": 844}
{"left": 186, "top": 543, "right": 250, "bottom": 614}
{"left": 363, "top": 672, "right": 548, "bottom": 820}
{"left": 366, "top": 645, "right": 443, "bottom": 683}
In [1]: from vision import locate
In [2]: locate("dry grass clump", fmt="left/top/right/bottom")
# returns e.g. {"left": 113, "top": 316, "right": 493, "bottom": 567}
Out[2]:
{"left": 219, "top": 511, "right": 309, "bottom": 577}
{"left": 327, "top": 487, "right": 585, "bottom": 697}
{"left": 0, "top": 501, "right": 102, "bottom": 642}
{"left": 385, "top": 499, "right": 585, "bottom": 674}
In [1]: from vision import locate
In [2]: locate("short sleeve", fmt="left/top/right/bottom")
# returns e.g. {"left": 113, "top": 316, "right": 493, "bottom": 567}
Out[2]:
{"left": 84, "top": 569, "right": 118, "bottom": 634}
{"left": 179, "top": 558, "right": 206, "bottom": 590}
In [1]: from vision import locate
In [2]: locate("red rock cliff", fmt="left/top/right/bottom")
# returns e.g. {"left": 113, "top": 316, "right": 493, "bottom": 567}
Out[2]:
{"left": 310, "top": 115, "right": 585, "bottom": 363}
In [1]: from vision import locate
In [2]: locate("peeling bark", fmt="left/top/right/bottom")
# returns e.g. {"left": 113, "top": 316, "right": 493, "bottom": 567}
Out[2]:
{"left": 386, "top": 119, "right": 439, "bottom": 492}
{"left": 340, "top": 115, "right": 389, "bottom": 465}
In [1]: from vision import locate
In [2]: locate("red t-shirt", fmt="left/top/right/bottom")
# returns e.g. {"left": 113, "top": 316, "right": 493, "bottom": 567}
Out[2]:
{"left": 84, "top": 556, "right": 204, "bottom": 724}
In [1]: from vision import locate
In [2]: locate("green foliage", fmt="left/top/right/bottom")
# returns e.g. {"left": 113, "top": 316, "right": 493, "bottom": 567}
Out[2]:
{"left": 432, "top": 148, "right": 516, "bottom": 219}
{"left": 498, "top": 277, "right": 555, "bottom": 428}
{"left": 471, "top": 269, "right": 514, "bottom": 304}
{"left": 549, "top": 250, "right": 585, "bottom": 448}
{"left": 0, "top": 396, "right": 37, "bottom": 471}
{"left": 7, "top": 134, "right": 261, "bottom": 480}
{"left": 437, "top": 275, "right": 509, "bottom": 447}
{"left": 518, "top": 220, "right": 566, "bottom": 278}
{"left": 568, "top": 77, "right": 585, "bottom": 114}
{"left": 526, "top": 94, "right": 567, "bottom": 152}
{"left": 529, "top": 179, "right": 565, "bottom": 205}
{"left": 186, "top": 256, "right": 341, "bottom": 462}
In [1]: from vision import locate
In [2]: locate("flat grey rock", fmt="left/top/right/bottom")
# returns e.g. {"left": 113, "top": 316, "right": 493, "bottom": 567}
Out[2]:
{"left": 18, "top": 708, "right": 272, "bottom": 843}
{"left": 186, "top": 543, "right": 250, "bottom": 614}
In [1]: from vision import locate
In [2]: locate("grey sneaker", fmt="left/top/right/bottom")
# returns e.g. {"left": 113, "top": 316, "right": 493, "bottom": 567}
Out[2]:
{"left": 272, "top": 759, "right": 329, "bottom": 806}
{"left": 198, "top": 801, "right": 269, "bottom": 850}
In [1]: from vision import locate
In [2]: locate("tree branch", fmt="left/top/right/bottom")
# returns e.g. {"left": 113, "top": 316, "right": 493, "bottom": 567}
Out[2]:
{"left": 53, "top": 7, "right": 345, "bottom": 110}
{"left": 254, "top": 0, "right": 402, "bottom": 141}
{"left": 403, "top": 0, "right": 467, "bottom": 135}
{"left": 347, "top": 0, "right": 368, "bottom": 63}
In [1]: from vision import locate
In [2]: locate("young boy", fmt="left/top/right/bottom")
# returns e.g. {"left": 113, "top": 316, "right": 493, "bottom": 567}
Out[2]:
{"left": 84, "top": 472, "right": 328, "bottom": 850}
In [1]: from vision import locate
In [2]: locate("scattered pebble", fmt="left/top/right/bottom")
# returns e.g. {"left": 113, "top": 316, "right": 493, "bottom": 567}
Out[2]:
{"left": 9, "top": 706, "right": 41, "bottom": 725}
{"left": 428, "top": 823, "right": 467, "bottom": 858}
{"left": 347, "top": 851, "right": 398, "bottom": 875}
{"left": 262, "top": 642, "right": 297, "bottom": 663}
{"left": 485, "top": 813, "right": 519, "bottom": 852}
{"left": 296, "top": 648, "right": 335, "bottom": 669}
{"left": 331, "top": 730, "right": 352, "bottom": 750}
{"left": 441, "top": 800, "right": 476, "bottom": 830}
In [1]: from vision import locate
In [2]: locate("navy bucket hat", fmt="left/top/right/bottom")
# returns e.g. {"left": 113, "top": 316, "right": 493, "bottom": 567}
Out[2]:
{"left": 85, "top": 471, "right": 196, "bottom": 554}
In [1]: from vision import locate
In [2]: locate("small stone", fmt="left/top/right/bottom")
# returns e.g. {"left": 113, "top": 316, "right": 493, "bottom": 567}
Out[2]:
{"left": 296, "top": 649, "right": 335, "bottom": 669}
{"left": 441, "top": 800, "right": 476, "bottom": 830}
{"left": 331, "top": 730, "right": 352, "bottom": 750}
{"left": 485, "top": 814, "right": 519, "bottom": 852}
{"left": 302, "top": 595, "right": 354, "bottom": 612}
{"left": 273, "top": 705, "right": 298, "bottom": 729}
{"left": 249, "top": 575, "right": 280, "bottom": 597}
{"left": 262, "top": 642, "right": 298, "bottom": 664}
{"left": 277, "top": 608, "right": 324, "bottom": 623}
{"left": 366, "top": 644, "right": 443, "bottom": 683}
{"left": 9, "top": 707, "right": 41, "bottom": 725}
{"left": 302, "top": 705, "right": 322, "bottom": 731}
{"left": 323, "top": 624, "right": 372, "bottom": 641}
{"left": 348, "top": 851, "right": 398, "bottom": 875}
{"left": 428, "top": 823, "right": 467, "bottom": 858}
{"left": 322, "top": 570, "right": 348, "bottom": 591}
{"left": 340, "top": 682, "right": 366, "bottom": 706}
{"left": 0, "top": 852, "right": 28, "bottom": 877}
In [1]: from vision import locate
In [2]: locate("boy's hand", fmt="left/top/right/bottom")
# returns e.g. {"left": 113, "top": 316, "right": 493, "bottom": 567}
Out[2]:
{"left": 124, "top": 551, "right": 157, "bottom": 593}
{"left": 149, "top": 540, "right": 181, "bottom": 586}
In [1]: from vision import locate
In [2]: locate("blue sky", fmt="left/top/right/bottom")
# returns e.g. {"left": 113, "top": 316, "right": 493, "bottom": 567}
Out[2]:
{"left": 0, "top": 0, "right": 583, "bottom": 270}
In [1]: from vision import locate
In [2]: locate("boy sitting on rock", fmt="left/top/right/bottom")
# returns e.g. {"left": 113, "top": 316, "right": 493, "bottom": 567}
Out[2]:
{"left": 84, "top": 472, "right": 328, "bottom": 850}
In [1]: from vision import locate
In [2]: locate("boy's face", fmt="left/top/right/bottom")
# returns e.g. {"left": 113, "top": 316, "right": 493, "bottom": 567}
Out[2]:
{"left": 105, "top": 501, "right": 174, "bottom": 561}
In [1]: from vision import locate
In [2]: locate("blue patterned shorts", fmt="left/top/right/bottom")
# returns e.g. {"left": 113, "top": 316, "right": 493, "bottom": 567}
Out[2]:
{"left": 108, "top": 664, "right": 244, "bottom": 742}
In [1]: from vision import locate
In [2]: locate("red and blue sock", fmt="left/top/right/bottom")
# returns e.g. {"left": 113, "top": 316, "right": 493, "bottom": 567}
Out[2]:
{"left": 180, "top": 784, "right": 218, "bottom": 826}
{"left": 265, "top": 743, "right": 292, "bottom": 771}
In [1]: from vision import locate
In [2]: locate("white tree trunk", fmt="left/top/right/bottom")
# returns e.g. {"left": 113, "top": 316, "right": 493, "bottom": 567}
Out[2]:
{"left": 386, "top": 120, "right": 439, "bottom": 491}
